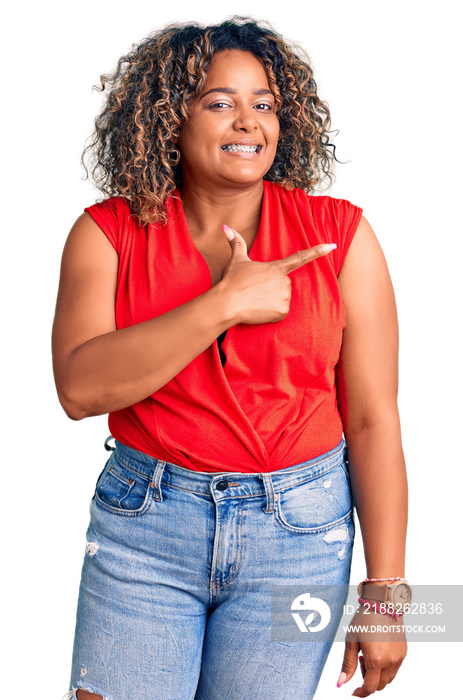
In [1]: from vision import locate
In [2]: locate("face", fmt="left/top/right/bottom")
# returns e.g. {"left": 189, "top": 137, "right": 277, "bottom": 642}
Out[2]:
{"left": 177, "top": 49, "right": 280, "bottom": 191}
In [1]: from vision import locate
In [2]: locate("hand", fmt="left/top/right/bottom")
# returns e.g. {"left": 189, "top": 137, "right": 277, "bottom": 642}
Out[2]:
{"left": 338, "top": 607, "right": 407, "bottom": 697}
{"left": 219, "top": 224, "right": 336, "bottom": 325}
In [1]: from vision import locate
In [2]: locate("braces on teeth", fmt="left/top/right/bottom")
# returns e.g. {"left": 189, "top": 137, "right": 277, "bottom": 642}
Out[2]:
{"left": 222, "top": 144, "right": 259, "bottom": 153}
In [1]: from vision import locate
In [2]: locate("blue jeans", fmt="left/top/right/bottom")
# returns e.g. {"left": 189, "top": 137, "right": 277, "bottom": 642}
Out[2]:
{"left": 66, "top": 437, "right": 354, "bottom": 700}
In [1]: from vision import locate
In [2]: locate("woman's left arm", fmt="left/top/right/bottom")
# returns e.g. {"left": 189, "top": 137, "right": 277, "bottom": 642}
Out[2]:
{"left": 335, "top": 215, "right": 408, "bottom": 697}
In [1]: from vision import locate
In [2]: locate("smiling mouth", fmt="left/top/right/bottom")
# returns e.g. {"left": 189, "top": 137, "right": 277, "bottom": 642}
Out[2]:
{"left": 221, "top": 144, "right": 262, "bottom": 154}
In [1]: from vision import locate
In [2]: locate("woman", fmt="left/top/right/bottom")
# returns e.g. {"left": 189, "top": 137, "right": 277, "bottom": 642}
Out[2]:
{"left": 54, "top": 17, "right": 408, "bottom": 700}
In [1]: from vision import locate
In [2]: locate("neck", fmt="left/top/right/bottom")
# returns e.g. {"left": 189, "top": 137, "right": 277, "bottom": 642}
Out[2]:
{"left": 180, "top": 179, "right": 265, "bottom": 240}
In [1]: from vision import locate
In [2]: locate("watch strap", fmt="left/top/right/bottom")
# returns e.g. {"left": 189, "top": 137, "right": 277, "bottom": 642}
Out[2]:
{"left": 360, "top": 583, "right": 389, "bottom": 603}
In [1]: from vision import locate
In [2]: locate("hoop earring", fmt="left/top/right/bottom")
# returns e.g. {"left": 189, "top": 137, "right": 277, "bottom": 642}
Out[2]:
{"left": 168, "top": 148, "right": 181, "bottom": 166}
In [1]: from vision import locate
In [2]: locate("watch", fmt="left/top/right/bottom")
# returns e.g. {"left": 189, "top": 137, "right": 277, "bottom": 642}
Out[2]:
{"left": 357, "top": 581, "right": 412, "bottom": 612}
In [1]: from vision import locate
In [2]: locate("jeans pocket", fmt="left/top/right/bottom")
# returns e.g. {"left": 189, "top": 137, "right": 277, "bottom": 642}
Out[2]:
{"left": 273, "top": 459, "right": 353, "bottom": 534}
{"left": 93, "top": 451, "right": 154, "bottom": 517}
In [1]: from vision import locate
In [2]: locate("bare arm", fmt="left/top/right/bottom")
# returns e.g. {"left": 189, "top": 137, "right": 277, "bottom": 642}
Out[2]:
{"left": 336, "top": 215, "right": 407, "bottom": 578}
{"left": 52, "top": 215, "right": 333, "bottom": 420}
{"left": 51, "top": 214, "right": 234, "bottom": 420}
{"left": 336, "top": 215, "right": 408, "bottom": 696}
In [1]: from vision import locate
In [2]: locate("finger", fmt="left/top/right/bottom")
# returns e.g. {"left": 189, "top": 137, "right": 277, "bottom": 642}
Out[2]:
{"left": 359, "top": 654, "right": 366, "bottom": 678}
{"left": 351, "top": 669, "right": 382, "bottom": 697}
{"left": 376, "top": 663, "right": 402, "bottom": 691}
{"left": 338, "top": 641, "right": 359, "bottom": 687}
{"left": 222, "top": 225, "right": 249, "bottom": 260}
{"left": 277, "top": 243, "right": 336, "bottom": 274}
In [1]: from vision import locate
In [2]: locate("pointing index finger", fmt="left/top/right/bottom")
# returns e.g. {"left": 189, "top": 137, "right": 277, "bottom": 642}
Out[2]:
{"left": 277, "top": 243, "right": 337, "bottom": 274}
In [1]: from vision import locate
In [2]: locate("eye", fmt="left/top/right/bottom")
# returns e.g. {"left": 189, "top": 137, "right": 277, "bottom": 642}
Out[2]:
{"left": 254, "top": 103, "right": 273, "bottom": 111}
{"left": 208, "top": 101, "right": 232, "bottom": 110}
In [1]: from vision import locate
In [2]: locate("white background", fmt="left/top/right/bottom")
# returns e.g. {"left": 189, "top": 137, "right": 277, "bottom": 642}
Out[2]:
{"left": 3, "top": 0, "right": 462, "bottom": 697}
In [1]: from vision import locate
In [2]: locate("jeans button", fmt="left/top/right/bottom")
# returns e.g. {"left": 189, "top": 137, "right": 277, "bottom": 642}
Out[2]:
{"left": 216, "top": 479, "right": 229, "bottom": 491}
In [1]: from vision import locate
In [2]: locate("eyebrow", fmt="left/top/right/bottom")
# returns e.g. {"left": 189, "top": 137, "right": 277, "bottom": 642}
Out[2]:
{"left": 200, "top": 87, "right": 274, "bottom": 99}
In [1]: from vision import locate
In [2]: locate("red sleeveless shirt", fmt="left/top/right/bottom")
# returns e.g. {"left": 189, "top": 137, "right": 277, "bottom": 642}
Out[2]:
{"left": 84, "top": 181, "right": 363, "bottom": 473}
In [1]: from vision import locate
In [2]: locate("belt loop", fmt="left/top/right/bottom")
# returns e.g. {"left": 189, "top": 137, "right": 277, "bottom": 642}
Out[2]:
{"left": 151, "top": 460, "right": 166, "bottom": 502}
{"left": 261, "top": 474, "right": 275, "bottom": 513}
{"left": 104, "top": 435, "right": 116, "bottom": 452}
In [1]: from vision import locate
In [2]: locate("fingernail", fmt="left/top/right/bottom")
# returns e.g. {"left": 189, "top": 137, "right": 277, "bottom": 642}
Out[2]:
{"left": 222, "top": 225, "right": 235, "bottom": 240}
{"left": 337, "top": 672, "right": 347, "bottom": 688}
{"left": 323, "top": 243, "right": 337, "bottom": 252}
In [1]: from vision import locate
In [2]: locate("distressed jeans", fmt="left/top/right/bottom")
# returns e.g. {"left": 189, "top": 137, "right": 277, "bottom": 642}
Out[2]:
{"left": 65, "top": 437, "right": 354, "bottom": 700}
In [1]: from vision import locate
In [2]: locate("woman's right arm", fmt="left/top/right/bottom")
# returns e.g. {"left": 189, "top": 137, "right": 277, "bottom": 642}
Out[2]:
{"left": 52, "top": 213, "right": 234, "bottom": 420}
{"left": 52, "top": 216, "right": 332, "bottom": 420}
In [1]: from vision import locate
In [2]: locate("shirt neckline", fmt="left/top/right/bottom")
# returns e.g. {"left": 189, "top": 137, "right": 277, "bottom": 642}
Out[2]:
{"left": 172, "top": 181, "right": 269, "bottom": 289}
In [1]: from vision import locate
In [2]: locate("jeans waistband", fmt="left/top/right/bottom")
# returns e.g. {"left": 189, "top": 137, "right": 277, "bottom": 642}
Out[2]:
{"left": 107, "top": 438, "right": 347, "bottom": 510}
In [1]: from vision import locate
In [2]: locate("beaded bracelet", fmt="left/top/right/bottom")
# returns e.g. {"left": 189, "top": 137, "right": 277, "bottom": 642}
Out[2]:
{"left": 364, "top": 577, "right": 406, "bottom": 582}
{"left": 358, "top": 597, "right": 404, "bottom": 622}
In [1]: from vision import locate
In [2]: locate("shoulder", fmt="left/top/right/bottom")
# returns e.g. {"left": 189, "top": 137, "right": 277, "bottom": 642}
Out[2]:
{"left": 295, "top": 186, "right": 362, "bottom": 223}
{"left": 266, "top": 181, "right": 362, "bottom": 222}
{"left": 83, "top": 196, "right": 138, "bottom": 252}
{"left": 84, "top": 195, "right": 134, "bottom": 222}
{"left": 266, "top": 183, "right": 364, "bottom": 275}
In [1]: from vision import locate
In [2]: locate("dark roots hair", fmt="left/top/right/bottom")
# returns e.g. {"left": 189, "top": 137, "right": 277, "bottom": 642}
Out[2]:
{"left": 83, "top": 16, "right": 338, "bottom": 225}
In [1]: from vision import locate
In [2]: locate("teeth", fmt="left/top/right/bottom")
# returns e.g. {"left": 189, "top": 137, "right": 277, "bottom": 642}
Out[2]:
{"left": 222, "top": 144, "right": 259, "bottom": 153}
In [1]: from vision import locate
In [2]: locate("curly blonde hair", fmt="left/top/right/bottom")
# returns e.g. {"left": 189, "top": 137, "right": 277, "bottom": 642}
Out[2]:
{"left": 83, "top": 16, "right": 337, "bottom": 225}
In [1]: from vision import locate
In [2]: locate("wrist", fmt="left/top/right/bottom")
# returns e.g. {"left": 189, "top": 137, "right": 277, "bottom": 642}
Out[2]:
{"left": 364, "top": 575, "right": 406, "bottom": 585}
{"left": 358, "top": 597, "right": 406, "bottom": 621}
{"left": 357, "top": 580, "right": 412, "bottom": 618}
{"left": 210, "top": 280, "right": 241, "bottom": 327}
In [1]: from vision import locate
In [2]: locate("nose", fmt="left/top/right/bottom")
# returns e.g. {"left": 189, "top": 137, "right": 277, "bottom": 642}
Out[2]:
{"left": 233, "top": 105, "right": 258, "bottom": 132}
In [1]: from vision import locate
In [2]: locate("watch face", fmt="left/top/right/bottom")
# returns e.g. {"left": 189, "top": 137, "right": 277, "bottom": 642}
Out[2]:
{"left": 392, "top": 583, "right": 412, "bottom": 606}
